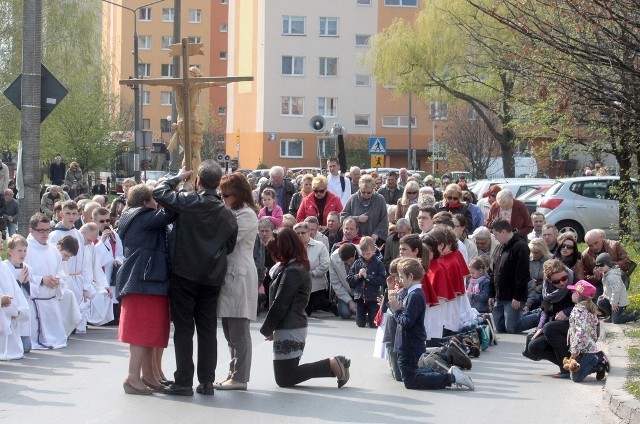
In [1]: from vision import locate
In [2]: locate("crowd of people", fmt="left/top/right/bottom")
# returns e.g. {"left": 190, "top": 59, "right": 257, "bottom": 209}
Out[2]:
{"left": 2, "top": 157, "right": 636, "bottom": 395}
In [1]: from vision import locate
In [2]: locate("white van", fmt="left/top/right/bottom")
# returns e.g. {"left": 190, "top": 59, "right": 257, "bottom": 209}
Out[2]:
{"left": 485, "top": 156, "right": 538, "bottom": 178}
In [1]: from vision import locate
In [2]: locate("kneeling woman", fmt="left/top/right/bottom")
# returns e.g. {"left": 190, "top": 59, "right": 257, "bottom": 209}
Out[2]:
{"left": 260, "top": 227, "right": 350, "bottom": 388}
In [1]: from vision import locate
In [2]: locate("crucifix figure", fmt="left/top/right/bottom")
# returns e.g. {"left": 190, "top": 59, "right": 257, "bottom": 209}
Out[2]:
{"left": 120, "top": 39, "right": 252, "bottom": 171}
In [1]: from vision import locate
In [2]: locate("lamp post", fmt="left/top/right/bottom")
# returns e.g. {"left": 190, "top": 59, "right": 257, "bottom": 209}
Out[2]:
{"left": 430, "top": 114, "right": 437, "bottom": 175}
{"left": 101, "top": 0, "right": 167, "bottom": 181}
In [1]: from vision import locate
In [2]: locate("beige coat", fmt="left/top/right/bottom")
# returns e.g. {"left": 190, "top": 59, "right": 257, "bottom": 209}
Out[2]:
{"left": 217, "top": 204, "right": 259, "bottom": 320}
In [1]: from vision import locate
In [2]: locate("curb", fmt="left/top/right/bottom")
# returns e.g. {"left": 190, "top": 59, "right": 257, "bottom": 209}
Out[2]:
{"left": 602, "top": 323, "right": 640, "bottom": 423}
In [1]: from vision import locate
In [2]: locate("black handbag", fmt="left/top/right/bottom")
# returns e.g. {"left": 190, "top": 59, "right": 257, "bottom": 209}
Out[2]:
{"left": 522, "top": 331, "right": 540, "bottom": 361}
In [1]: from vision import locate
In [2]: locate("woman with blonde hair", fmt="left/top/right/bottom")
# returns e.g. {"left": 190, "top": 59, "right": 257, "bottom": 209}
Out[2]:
{"left": 526, "top": 238, "right": 552, "bottom": 312}
{"left": 65, "top": 161, "right": 84, "bottom": 198}
{"left": 296, "top": 175, "right": 343, "bottom": 226}
{"left": 394, "top": 180, "right": 420, "bottom": 223}
{"left": 433, "top": 184, "right": 472, "bottom": 233}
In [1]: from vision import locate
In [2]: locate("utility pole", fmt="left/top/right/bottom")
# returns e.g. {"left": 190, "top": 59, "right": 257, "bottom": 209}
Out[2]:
{"left": 170, "top": 0, "right": 181, "bottom": 172}
{"left": 19, "top": 0, "right": 42, "bottom": 236}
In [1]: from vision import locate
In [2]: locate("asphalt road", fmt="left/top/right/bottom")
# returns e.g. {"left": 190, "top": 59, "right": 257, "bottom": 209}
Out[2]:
{"left": 0, "top": 312, "right": 617, "bottom": 424}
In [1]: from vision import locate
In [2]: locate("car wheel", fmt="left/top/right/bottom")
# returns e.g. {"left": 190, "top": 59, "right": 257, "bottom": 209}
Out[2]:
{"left": 555, "top": 220, "right": 585, "bottom": 242}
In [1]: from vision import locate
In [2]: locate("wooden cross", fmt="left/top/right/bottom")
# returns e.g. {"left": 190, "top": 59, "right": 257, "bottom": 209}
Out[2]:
{"left": 119, "top": 38, "right": 253, "bottom": 171}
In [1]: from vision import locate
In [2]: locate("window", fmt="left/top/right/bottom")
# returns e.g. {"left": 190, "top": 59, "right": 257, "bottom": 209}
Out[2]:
{"left": 142, "top": 119, "right": 150, "bottom": 130}
{"left": 319, "top": 17, "right": 338, "bottom": 36}
{"left": 188, "top": 36, "right": 201, "bottom": 44}
{"left": 219, "top": 51, "right": 227, "bottom": 60}
{"left": 162, "top": 8, "right": 174, "bottom": 22}
{"left": 281, "top": 97, "right": 304, "bottom": 116}
{"left": 160, "top": 91, "right": 173, "bottom": 105}
{"left": 218, "top": 107, "right": 226, "bottom": 115}
{"left": 318, "top": 97, "right": 337, "bottom": 117}
{"left": 160, "top": 118, "right": 171, "bottom": 132}
{"left": 282, "top": 56, "right": 304, "bottom": 75}
{"left": 142, "top": 91, "right": 150, "bottom": 105}
{"left": 220, "top": 23, "right": 228, "bottom": 32}
{"left": 384, "top": 0, "right": 418, "bottom": 6}
{"left": 138, "top": 35, "right": 151, "bottom": 50}
{"left": 161, "top": 36, "right": 172, "bottom": 50}
{"left": 280, "top": 139, "right": 303, "bottom": 158}
{"left": 355, "top": 34, "right": 370, "bottom": 46}
{"left": 138, "top": 63, "right": 150, "bottom": 77}
{"left": 161, "top": 64, "right": 174, "bottom": 77}
{"left": 355, "top": 74, "right": 371, "bottom": 86}
{"left": 138, "top": 7, "right": 151, "bottom": 21}
{"left": 188, "top": 9, "right": 202, "bottom": 23}
{"left": 430, "top": 101, "right": 448, "bottom": 119}
{"left": 355, "top": 114, "right": 370, "bottom": 126}
{"left": 282, "top": 16, "right": 305, "bottom": 35}
{"left": 382, "top": 115, "right": 417, "bottom": 128}
{"left": 319, "top": 57, "right": 337, "bottom": 77}
{"left": 357, "top": 0, "right": 372, "bottom": 4}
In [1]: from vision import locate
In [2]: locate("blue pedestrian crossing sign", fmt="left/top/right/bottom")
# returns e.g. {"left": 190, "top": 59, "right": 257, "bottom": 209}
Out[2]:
{"left": 369, "top": 137, "right": 387, "bottom": 154}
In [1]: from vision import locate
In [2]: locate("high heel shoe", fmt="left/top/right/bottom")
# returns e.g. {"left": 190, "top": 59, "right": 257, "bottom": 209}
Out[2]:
{"left": 141, "top": 378, "right": 165, "bottom": 392}
{"left": 123, "top": 379, "right": 153, "bottom": 395}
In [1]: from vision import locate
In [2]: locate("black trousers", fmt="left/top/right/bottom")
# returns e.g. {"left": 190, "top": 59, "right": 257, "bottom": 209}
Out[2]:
{"left": 527, "top": 320, "right": 570, "bottom": 371}
{"left": 169, "top": 273, "right": 221, "bottom": 387}
{"left": 273, "top": 357, "right": 333, "bottom": 387}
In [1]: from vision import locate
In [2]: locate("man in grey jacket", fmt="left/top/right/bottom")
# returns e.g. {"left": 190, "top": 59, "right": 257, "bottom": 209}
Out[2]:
{"left": 154, "top": 160, "right": 238, "bottom": 396}
{"left": 330, "top": 243, "right": 358, "bottom": 319}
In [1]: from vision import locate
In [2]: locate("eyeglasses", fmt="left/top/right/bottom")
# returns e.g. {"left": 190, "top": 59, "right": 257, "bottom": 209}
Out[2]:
{"left": 446, "top": 196, "right": 460, "bottom": 202}
{"left": 550, "top": 275, "right": 569, "bottom": 285}
{"left": 313, "top": 189, "right": 325, "bottom": 194}
{"left": 97, "top": 219, "right": 110, "bottom": 223}
{"left": 33, "top": 228, "right": 51, "bottom": 233}
{"left": 295, "top": 231, "right": 308, "bottom": 235}
{"left": 406, "top": 191, "right": 418, "bottom": 195}
{"left": 560, "top": 244, "right": 574, "bottom": 250}
{"left": 221, "top": 193, "right": 233, "bottom": 198}
{"left": 360, "top": 191, "right": 373, "bottom": 195}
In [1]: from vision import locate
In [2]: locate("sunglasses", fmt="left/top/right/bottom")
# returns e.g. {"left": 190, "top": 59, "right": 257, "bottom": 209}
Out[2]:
{"left": 550, "top": 275, "right": 569, "bottom": 285}
{"left": 446, "top": 196, "right": 460, "bottom": 201}
{"left": 313, "top": 189, "right": 325, "bottom": 194}
{"left": 295, "top": 231, "right": 308, "bottom": 235}
{"left": 560, "top": 244, "right": 574, "bottom": 250}
{"left": 406, "top": 191, "right": 418, "bottom": 195}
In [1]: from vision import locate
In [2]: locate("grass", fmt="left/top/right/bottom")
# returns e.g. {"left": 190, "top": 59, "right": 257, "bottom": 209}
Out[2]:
{"left": 624, "top": 247, "right": 640, "bottom": 400}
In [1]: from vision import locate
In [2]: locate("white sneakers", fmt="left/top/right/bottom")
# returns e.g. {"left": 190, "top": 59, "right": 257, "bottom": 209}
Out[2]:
{"left": 448, "top": 366, "right": 475, "bottom": 391}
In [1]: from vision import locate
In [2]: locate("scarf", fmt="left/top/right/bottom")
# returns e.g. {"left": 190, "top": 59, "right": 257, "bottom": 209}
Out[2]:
{"left": 542, "top": 268, "right": 573, "bottom": 304}
{"left": 446, "top": 201, "right": 462, "bottom": 209}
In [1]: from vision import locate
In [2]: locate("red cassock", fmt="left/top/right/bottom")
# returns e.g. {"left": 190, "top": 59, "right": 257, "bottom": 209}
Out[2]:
{"left": 425, "top": 258, "right": 455, "bottom": 302}
{"left": 421, "top": 268, "right": 440, "bottom": 306}
{"left": 436, "top": 251, "right": 469, "bottom": 297}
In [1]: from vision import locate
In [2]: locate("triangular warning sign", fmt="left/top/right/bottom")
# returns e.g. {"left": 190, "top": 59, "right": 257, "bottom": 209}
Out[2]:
{"left": 371, "top": 139, "right": 384, "bottom": 152}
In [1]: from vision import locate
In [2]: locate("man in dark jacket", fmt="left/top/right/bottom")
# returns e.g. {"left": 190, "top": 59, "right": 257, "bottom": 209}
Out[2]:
{"left": 258, "top": 166, "right": 297, "bottom": 211}
{"left": 489, "top": 218, "right": 530, "bottom": 334}
{"left": 49, "top": 154, "right": 65, "bottom": 186}
{"left": 153, "top": 160, "right": 238, "bottom": 396}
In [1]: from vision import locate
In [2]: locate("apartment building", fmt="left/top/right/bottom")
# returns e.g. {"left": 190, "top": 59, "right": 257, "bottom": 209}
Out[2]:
{"left": 226, "top": 0, "right": 453, "bottom": 171}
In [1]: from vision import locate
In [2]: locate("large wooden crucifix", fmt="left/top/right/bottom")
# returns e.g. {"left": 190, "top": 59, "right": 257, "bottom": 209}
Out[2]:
{"left": 120, "top": 38, "right": 253, "bottom": 171}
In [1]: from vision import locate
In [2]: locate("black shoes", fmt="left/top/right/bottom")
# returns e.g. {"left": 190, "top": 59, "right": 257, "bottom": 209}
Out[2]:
{"left": 335, "top": 356, "right": 351, "bottom": 388}
{"left": 196, "top": 382, "right": 215, "bottom": 395}
{"left": 163, "top": 383, "right": 194, "bottom": 396}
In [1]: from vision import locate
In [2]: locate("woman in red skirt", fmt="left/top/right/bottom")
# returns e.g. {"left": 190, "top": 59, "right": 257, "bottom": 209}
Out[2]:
{"left": 116, "top": 184, "right": 175, "bottom": 395}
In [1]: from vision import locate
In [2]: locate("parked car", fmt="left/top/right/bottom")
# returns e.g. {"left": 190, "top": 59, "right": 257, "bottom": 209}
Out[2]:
{"left": 536, "top": 176, "right": 631, "bottom": 241}
{"left": 516, "top": 184, "right": 555, "bottom": 214}
{"left": 470, "top": 178, "right": 557, "bottom": 221}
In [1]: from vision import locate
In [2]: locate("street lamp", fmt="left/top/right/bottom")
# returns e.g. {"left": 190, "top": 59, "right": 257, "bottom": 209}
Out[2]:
{"left": 430, "top": 114, "right": 437, "bottom": 175}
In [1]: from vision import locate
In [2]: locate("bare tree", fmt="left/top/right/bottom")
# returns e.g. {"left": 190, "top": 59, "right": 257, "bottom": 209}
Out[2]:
{"left": 442, "top": 105, "right": 500, "bottom": 179}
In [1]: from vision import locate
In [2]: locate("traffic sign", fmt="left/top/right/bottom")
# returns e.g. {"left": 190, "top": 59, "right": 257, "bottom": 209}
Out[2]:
{"left": 3, "top": 63, "right": 68, "bottom": 122}
{"left": 371, "top": 155, "right": 384, "bottom": 168}
{"left": 369, "top": 137, "right": 387, "bottom": 154}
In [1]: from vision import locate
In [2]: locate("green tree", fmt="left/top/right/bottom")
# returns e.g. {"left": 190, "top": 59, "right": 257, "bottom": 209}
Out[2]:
{"left": 368, "top": 0, "right": 531, "bottom": 177}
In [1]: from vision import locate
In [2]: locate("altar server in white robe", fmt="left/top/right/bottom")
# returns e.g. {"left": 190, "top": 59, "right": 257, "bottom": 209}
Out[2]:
{"left": 26, "top": 213, "right": 81, "bottom": 348}
{"left": 4, "top": 234, "right": 33, "bottom": 353}
{"left": 49, "top": 200, "right": 93, "bottom": 333}
{"left": 79, "top": 223, "right": 113, "bottom": 326}
{"left": 0, "top": 259, "right": 30, "bottom": 360}
{"left": 93, "top": 207, "right": 123, "bottom": 320}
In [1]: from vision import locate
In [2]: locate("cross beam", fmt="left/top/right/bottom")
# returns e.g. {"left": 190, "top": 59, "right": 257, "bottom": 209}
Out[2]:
{"left": 118, "top": 38, "right": 253, "bottom": 171}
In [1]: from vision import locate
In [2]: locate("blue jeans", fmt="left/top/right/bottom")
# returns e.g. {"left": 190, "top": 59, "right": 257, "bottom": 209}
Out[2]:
{"left": 355, "top": 299, "right": 378, "bottom": 328}
{"left": 6, "top": 222, "right": 17, "bottom": 236}
{"left": 571, "top": 352, "right": 598, "bottom": 382}
{"left": 492, "top": 299, "right": 524, "bottom": 333}
{"left": 337, "top": 298, "right": 354, "bottom": 320}
{"left": 397, "top": 351, "right": 452, "bottom": 390}
{"left": 597, "top": 297, "right": 637, "bottom": 324}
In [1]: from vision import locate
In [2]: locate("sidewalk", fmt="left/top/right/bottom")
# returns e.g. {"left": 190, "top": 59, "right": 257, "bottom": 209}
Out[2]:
{"left": 602, "top": 322, "right": 640, "bottom": 423}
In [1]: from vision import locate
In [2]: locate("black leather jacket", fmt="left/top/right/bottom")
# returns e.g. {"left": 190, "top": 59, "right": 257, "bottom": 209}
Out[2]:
{"left": 153, "top": 176, "right": 238, "bottom": 285}
{"left": 260, "top": 261, "right": 311, "bottom": 336}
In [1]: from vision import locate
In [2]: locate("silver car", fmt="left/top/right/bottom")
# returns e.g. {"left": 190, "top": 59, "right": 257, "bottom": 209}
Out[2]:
{"left": 536, "top": 176, "right": 626, "bottom": 241}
